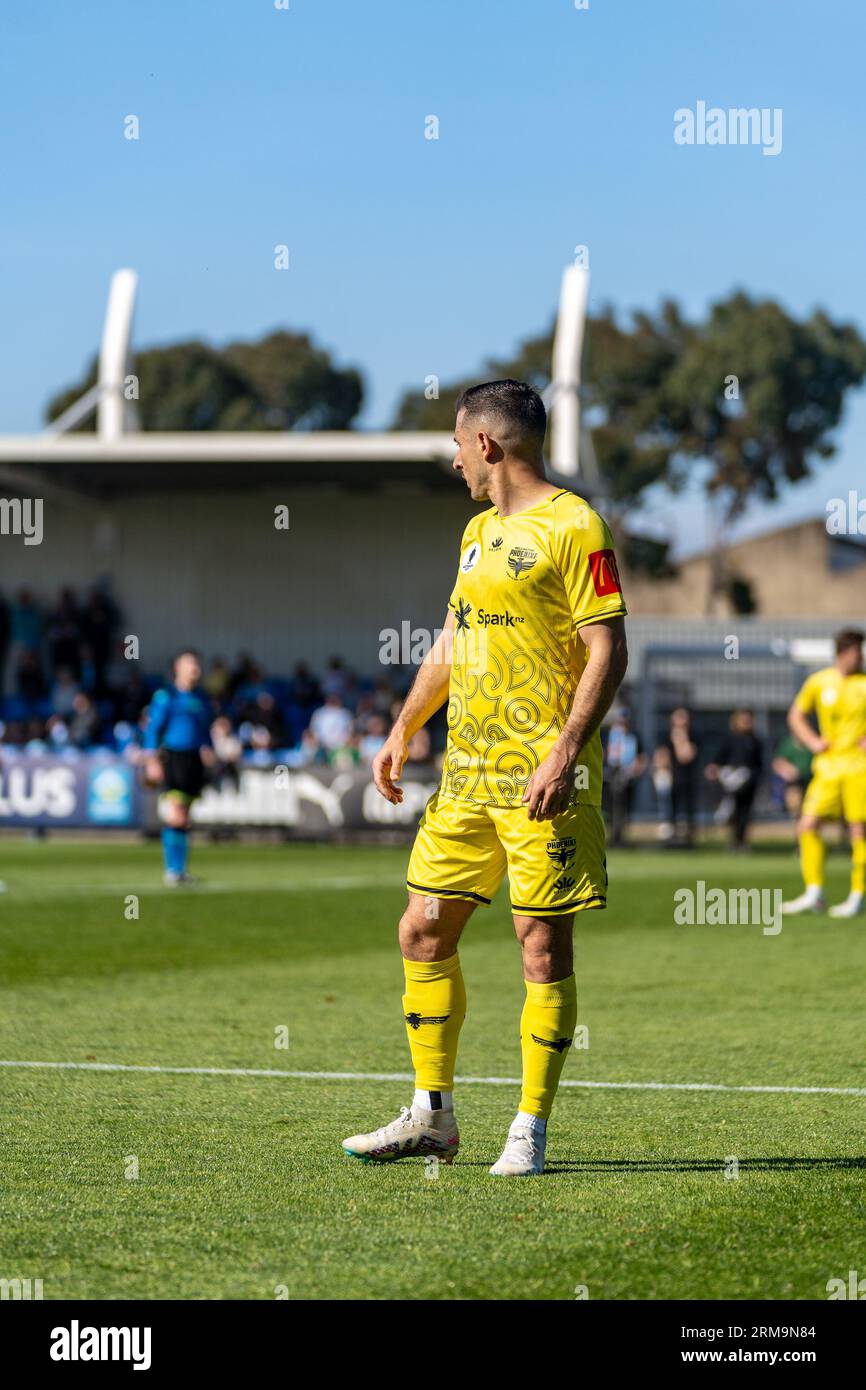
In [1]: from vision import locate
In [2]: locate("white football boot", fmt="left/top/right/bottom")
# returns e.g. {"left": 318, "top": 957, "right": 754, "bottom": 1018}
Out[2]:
{"left": 780, "top": 887, "right": 826, "bottom": 915}
{"left": 489, "top": 1120, "right": 547, "bottom": 1177}
{"left": 828, "top": 892, "right": 864, "bottom": 919}
{"left": 342, "top": 1104, "right": 459, "bottom": 1164}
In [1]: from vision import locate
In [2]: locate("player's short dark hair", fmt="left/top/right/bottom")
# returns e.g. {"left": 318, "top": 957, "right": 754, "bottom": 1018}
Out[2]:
{"left": 834, "top": 628, "right": 865, "bottom": 655}
{"left": 172, "top": 648, "right": 202, "bottom": 669}
{"left": 455, "top": 379, "right": 547, "bottom": 449}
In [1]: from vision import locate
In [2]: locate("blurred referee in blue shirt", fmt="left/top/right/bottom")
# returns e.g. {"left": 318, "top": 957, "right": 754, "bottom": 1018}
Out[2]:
{"left": 143, "top": 650, "right": 213, "bottom": 885}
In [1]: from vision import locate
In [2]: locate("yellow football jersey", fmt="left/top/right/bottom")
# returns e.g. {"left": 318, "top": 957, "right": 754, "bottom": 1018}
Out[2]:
{"left": 794, "top": 667, "right": 866, "bottom": 771}
{"left": 442, "top": 489, "right": 627, "bottom": 808}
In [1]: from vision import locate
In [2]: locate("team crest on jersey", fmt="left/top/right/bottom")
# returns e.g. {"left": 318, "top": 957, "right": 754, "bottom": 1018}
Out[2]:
{"left": 546, "top": 837, "right": 576, "bottom": 870}
{"left": 460, "top": 542, "right": 480, "bottom": 573}
{"left": 507, "top": 546, "right": 538, "bottom": 580}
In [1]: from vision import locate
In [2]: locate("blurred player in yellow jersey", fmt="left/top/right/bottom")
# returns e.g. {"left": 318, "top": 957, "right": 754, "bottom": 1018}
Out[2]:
{"left": 341, "top": 380, "right": 628, "bottom": 1175}
{"left": 782, "top": 628, "right": 866, "bottom": 918}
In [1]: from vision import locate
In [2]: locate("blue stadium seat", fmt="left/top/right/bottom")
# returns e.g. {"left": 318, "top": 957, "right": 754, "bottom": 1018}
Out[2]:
{"left": 2, "top": 697, "right": 31, "bottom": 721}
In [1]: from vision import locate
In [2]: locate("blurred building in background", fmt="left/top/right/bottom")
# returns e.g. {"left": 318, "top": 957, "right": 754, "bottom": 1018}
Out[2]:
{"left": 624, "top": 517, "right": 866, "bottom": 619}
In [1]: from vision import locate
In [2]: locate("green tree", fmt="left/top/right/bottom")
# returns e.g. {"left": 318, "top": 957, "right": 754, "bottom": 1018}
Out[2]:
{"left": 391, "top": 292, "right": 866, "bottom": 591}
{"left": 660, "top": 293, "right": 866, "bottom": 520}
{"left": 45, "top": 332, "right": 363, "bottom": 431}
{"left": 223, "top": 331, "right": 362, "bottom": 430}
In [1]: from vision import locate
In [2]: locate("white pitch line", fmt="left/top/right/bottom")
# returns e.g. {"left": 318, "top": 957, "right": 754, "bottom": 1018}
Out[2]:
{"left": 0, "top": 1059, "right": 864, "bottom": 1096}
{"left": 0, "top": 874, "right": 380, "bottom": 898}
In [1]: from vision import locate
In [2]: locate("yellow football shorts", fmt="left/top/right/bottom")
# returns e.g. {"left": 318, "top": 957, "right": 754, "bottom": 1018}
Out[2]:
{"left": 802, "top": 757, "right": 866, "bottom": 823}
{"left": 406, "top": 790, "right": 607, "bottom": 916}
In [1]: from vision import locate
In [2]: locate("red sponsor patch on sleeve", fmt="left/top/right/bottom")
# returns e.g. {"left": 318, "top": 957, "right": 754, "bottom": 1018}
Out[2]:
{"left": 588, "top": 548, "right": 622, "bottom": 597}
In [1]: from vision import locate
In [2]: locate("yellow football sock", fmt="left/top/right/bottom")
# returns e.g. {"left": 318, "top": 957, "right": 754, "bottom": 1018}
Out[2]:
{"left": 799, "top": 829, "right": 825, "bottom": 889}
{"left": 851, "top": 838, "right": 866, "bottom": 896}
{"left": 519, "top": 974, "right": 578, "bottom": 1120}
{"left": 402, "top": 953, "right": 466, "bottom": 1091}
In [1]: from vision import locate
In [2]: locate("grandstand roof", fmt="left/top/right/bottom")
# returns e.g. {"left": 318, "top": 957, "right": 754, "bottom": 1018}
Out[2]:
{"left": 0, "top": 431, "right": 457, "bottom": 497}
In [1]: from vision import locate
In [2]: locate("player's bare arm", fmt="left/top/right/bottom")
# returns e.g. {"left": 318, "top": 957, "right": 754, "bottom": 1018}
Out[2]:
{"left": 524, "top": 615, "right": 628, "bottom": 821}
{"left": 787, "top": 701, "right": 830, "bottom": 755}
{"left": 145, "top": 754, "right": 165, "bottom": 785}
{"left": 373, "top": 610, "right": 455, "bottom": 804}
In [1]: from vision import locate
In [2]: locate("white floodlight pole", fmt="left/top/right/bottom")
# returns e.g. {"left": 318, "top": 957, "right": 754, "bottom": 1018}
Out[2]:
{"left": 549, "top": 263, "right": 590, "bottom": 477}
{"left": 97, "top": 268, "right": 139, "bottom": 440}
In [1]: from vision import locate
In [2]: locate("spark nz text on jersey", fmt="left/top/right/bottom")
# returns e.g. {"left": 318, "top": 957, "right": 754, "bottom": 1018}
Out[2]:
{"left": 476, "top": 609, "right": 525, "bottom": 627}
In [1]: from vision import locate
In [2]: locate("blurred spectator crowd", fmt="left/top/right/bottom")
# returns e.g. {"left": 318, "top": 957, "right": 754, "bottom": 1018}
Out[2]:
{"left": 602, "top": 704, "right": 812, "bottom": 849}
{"left": 0, "top": 585, "right": 428, "bottom": 773}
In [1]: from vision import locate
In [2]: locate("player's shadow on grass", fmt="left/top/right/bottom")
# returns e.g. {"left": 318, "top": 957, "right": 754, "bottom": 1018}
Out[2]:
{"left": 539, "top": 1156, "right": 866, "bottom": 1174}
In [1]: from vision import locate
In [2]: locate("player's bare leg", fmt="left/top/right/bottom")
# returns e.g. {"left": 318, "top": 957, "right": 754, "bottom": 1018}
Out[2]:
{"left": 782, "top": 813, "right": 827, "bottom": 914}
{"left": 490, "top": 912, "right": 577, "bottom": 1177}
{"left": 398, "top": 890, "right": 471, "bottom": 963}
{"left": 515, "top": 910, "right": 575, "bottom": 983}
{"left": 830, "top": 821, "right": 866, "bottom": 917}
{"left": 341, "top": 894, "right": 474, "bottom": 1163}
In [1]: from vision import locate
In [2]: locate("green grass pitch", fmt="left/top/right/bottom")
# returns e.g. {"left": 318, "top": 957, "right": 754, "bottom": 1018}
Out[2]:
{"left": 1, "top": 837, "right": 863, "bottom": 1300}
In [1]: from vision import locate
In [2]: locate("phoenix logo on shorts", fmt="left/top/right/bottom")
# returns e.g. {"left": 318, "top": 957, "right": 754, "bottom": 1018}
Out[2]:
{"left": 531, "top": 1033, "right": 572, "bottom": 1053}
{"left": 588, "top": 548, "right": 622, "bottom": 597}
{"left": 455, "top": 598, "right": 472, "bottom": 631}
{"left": 507, "top": 547, "right": 538, "bottom": 580}
{"left": 405, "top": 1012, "right": 450, "bottom": 1030}
{"left": 546, "top": 837, "right": 576, "bottom": 870}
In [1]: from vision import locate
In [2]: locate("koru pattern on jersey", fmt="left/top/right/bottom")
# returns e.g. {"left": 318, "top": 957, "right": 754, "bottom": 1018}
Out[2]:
{"left": 440, "top": 490, "right": 627, "bottom": 809}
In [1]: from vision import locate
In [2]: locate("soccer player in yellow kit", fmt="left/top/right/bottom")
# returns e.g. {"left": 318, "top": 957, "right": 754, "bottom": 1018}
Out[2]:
{"left": 782, "top": 628, "right": 866, "bottom": 919}
{"left": 342, "top": 380, "right": 628, "bottom": 1175}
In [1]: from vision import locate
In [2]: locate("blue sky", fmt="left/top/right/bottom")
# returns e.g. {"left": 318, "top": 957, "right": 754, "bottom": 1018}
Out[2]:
{"left": 1, "top": 0, "right": 863, "bottom": 553}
